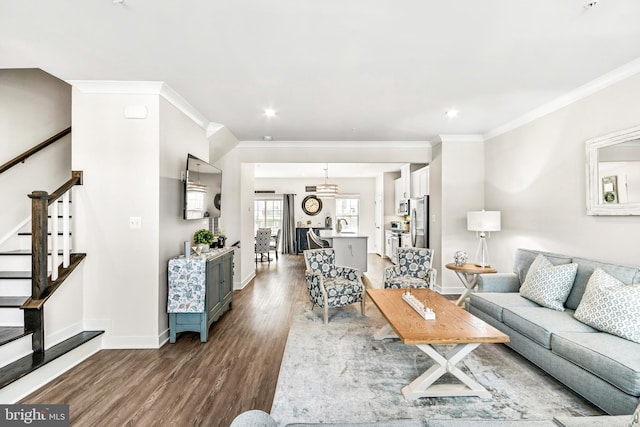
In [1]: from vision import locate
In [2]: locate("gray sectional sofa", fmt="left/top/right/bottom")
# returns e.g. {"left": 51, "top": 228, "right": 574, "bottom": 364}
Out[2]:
{"left": 467, "top": 248, "right": 640, "bottom": 416}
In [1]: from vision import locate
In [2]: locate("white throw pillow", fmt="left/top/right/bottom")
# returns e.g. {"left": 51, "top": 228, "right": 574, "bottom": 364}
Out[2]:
{"left": 574, "top": 268, "right": 640, "bottom": 344}
{"left": 519, "top": 254, "right": 578, "bottom": 311}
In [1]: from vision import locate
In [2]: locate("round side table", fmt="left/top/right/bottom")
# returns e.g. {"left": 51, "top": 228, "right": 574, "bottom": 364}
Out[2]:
{"left": 445, "top": 263, "right": 497, "bottom": 306}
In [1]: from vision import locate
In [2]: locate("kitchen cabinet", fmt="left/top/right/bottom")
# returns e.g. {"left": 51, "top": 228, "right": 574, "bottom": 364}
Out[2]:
{"left": 168, "top": 248, "right": 234, "bottom": 343}
{"left": 319, "top": 231, "right": 369, "bottom": 273}
{"left": 400, "top": 164, "right": 411, "bottom": 200}
{"left": 385, "top": 230, "right": 399, "bottom": 264}
{"left": 394, "top": 178, "right": 403, "bottom": 215}
{"left": 411, "top": 166, "right": 429, "bottom": 198}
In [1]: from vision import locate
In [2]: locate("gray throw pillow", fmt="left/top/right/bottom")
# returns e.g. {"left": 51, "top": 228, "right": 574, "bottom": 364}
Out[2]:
{"left": 519, "top": 254, "right": 578, "bottom": 311}
{"left": 574, "top": 268, "right": 640, "bottom": 344}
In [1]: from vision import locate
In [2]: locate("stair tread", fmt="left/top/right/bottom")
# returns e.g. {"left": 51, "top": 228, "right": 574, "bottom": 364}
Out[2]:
{"left": 0, "top": 271, "right": 31, "bottom": 279}
{"left": 0, "top": 296, "right": 29, "bottom": 307}
{"left": 0, "top": 327, "right": 32, "bottom": 346}
{"left": 0, "top": 330, "right": 103, "bottom": 390}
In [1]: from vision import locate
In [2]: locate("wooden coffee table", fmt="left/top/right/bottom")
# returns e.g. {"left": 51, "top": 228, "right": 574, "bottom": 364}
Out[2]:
{"left": 367, "top": 288, "right": 509, "bottom": 400}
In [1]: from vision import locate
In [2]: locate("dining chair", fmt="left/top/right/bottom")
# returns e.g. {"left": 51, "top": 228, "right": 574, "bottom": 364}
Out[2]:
{"left": 269, "top": 228, "right": 281, "bottom": 260}
{"left": 255, "top": 228, "right": 272, "bottom": 265}
{"left": 306, "top": 228, "right": 331, "bottom": 250}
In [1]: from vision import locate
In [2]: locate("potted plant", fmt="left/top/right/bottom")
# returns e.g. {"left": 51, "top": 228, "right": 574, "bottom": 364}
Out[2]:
{"left": 193, "top": 229, "right": 214, "bottom": 253}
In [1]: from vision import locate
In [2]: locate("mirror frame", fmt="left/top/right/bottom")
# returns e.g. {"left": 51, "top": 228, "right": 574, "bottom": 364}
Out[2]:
{"left": 586, "top": 124, "right": 640, "bottom": 215}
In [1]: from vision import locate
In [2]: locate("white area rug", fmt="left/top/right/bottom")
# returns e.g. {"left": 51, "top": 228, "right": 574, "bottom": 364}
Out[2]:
{"left": 270, "top": 303, "right": 602, "bottom": 425}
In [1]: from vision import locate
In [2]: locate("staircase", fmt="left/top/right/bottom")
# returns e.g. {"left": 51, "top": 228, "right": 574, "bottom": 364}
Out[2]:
{"left": 0, "top": 129, "right": 103, "bottom": 402}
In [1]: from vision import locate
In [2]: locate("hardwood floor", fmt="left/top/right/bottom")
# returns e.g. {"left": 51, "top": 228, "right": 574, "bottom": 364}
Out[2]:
{"left": 19, "top": 253, "right": 393, "bottom": 426}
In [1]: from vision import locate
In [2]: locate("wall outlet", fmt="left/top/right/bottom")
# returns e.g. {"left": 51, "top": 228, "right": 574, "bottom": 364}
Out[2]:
{"left": 129, "top": 216, "right": 142, "bottom": 229}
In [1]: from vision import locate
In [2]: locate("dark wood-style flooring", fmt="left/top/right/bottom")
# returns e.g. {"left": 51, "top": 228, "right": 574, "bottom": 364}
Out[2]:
{"left": 20, "top": 253, "right": 393, "bottom": 426}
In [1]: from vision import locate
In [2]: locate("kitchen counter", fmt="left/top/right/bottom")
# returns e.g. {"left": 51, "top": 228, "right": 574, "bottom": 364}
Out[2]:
{"left": 319, "top": 231, "right": 369, "bottom": 239}
{"left": 318, "top": 231, "right": 369, "bottom": 273}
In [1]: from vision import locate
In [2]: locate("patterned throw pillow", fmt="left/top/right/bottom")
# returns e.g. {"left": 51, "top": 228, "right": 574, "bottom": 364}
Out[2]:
{"left": 574, "top": 268, "right": 640, "bottom": 344}
{"left": 519, "top": 254, "right": 578, "bottom": 311}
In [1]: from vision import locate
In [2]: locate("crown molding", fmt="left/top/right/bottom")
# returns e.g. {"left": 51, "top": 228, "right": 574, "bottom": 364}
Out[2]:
{"left": 238, "top": 140, "right": 432, "bottom": 149}
{"left": 437, "top": 134, "right": 484, "bottom": 144}
{"left": 67, "top": 80, "right": 222, "bottom": 132}
{"left": 485, "top": 57, "right": 640, "bottom": 140}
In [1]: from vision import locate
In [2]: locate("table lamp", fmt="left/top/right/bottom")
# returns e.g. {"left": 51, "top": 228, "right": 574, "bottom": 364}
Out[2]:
{"left": 467, "top": 210, "right": 501, "bottom": 268}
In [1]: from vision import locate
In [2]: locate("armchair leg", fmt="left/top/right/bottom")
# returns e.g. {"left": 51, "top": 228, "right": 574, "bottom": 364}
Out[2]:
{"left": 324, "top": 305, "right": 329, "bottom": 324}
{"left": 361, "top": 296, "right": 366, "bottom": 316}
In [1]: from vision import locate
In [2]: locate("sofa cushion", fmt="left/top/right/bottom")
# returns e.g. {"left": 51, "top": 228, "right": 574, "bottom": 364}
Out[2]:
{"left": 503, "top": 307, "right": 596, "bottom": 349}
{"left": 514, "top": 249, "right": 572, "bottom": 285}
{"left": 469, "top": 293, "right": 539, "bottom": 322}
{"left": 551, "top": 332, "right": 640, "bottom": 396}
{"left": 574, "top": 268, "right": 640, "bottom": 344}
{"left": 566, "top": 257, "right": 640, "bottom": 310}
{"left": 519, "top": 254, "right": 578, "bottom": 311}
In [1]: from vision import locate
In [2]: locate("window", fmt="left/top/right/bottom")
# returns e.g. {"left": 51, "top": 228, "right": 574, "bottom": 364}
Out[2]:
{"left": 254, "top": 197, "right": 283, "bottom": 233}
{"left": 336, "top": 197, "right": 359, "bottom": 233}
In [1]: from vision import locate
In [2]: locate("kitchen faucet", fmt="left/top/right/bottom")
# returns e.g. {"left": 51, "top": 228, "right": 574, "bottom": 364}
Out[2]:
{"left": 336, "top": 218, "right": 348, "bottom": 233}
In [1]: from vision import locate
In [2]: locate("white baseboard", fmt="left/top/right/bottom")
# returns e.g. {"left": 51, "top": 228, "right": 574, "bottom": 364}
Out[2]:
{"left": 434, "top": 284, "right": 467, "bottom": 295}
{"left": 45, "top": 322, "right": 84, "bottom": 349}
{"left": 0, "top": 334, "right": 102, "bottom": 404}
{"left": 234, "top": 271, "right": 256, "bottom": 290}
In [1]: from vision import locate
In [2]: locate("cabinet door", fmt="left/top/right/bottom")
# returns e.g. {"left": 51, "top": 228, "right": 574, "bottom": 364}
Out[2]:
{"left": 206, "top": 257, "right": 222, "bottom": 317}
{"left": 394, "top": 179, "right": 402, "bottom": 215}
{"left": 220, "top": 253, "right": 233, "bottom": 302}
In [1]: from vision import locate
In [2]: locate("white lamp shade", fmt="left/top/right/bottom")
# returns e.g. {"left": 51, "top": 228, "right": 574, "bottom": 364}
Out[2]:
{"left": 467, "top": 211, "right": 501, "bottom": 232}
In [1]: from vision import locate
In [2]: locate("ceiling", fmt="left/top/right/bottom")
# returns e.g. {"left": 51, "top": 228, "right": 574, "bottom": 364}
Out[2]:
{"left": 2, "top": 1, "right": 640, "bottom": 143}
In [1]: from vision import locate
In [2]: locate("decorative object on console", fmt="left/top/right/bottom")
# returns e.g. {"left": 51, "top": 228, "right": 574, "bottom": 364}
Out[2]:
{"left": 453, "top": 250, "right": 468, "bottom": 266}
{"left": 467, "top": 210, "right": 501, "bottom": 268}
{"left": 193, "top": 228, "right": 214, "bottom": 253}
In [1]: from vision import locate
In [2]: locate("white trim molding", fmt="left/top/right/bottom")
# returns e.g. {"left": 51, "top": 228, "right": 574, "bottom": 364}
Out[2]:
{"left": 485, "top": 57, "right": 640, "bottom": 140}
{"left": 67, "top": 80, "right": 224, "bottom": 133}
{"left": 238, "top": 140, "right": 432, "bottom": 149}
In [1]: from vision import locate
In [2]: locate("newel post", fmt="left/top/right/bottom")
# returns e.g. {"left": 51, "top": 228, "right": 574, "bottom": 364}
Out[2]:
{"left": 28, "top": 190, "right": 50, "bottom": 300}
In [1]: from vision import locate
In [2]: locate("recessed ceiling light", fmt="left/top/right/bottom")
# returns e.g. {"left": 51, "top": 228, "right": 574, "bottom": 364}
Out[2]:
{"left": 264, "top": 108, "right": 276, "bottom": 118}
{"left": 263, "top": 136, "right": 273, "bottom": 141}
{"left": 445, "top": 109, "right": 459, "bottom": 118}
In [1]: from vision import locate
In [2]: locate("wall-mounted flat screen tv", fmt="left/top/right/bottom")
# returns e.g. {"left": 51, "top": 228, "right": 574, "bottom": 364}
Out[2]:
{"left": 183, "top": 154, "right": 222, "bottom": 220}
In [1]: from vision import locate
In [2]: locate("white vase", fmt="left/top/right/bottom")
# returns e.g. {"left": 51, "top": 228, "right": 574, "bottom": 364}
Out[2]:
{"left": 197, "top": 243, "right": 209, "bottom": 253}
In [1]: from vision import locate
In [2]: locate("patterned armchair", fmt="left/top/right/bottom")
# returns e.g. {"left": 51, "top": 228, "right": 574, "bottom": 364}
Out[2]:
{"left": 303, "top": 248, "right": 365, "bottom": 324}
{"left": 384, "top": 247, "right": 437, "bottom": 289}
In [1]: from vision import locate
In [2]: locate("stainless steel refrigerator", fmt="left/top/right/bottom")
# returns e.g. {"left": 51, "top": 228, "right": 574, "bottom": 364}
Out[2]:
{"left": 409, "top": 196, "right": 429, "bottom": 248}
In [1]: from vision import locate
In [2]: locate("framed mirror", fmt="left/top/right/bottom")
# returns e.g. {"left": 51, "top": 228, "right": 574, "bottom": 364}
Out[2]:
{"left": 586, "top": 125, "right": 640, "bottom": 215}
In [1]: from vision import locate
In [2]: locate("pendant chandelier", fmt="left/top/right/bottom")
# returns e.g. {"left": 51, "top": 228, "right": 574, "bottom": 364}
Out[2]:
{"left": 316, "top": 164, "right": 338, "bottom": 198}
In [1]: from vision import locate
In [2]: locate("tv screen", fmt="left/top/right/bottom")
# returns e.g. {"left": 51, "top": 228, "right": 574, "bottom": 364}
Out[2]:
{"left": 183, "top": 154, "right": 222, "bottom": 220}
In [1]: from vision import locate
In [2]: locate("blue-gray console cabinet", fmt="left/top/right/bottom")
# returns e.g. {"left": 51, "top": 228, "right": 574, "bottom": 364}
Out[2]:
{"left": 167, "top": 248, "right": 234, "bottom": 343}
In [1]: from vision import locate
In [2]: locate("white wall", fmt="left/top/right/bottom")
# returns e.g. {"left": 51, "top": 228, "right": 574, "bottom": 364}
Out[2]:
{"left": 485, "top": 71, "right": 640, "bottom": 271}
{"left": 430, "top": 136, "right": 485, "bottom": 293}
{"left": 72, "top": 89, "right": 162, "bottom": 348}
{"left": 158, "top": 97, "right": 211, "bottom": 340}
{"left": 0, "top": 69, "right": 71, "bottom": 247}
